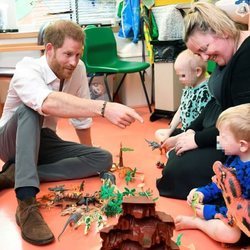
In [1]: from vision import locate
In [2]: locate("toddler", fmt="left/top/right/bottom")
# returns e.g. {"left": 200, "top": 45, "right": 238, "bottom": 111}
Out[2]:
{"left": 175, "top": 104, "right": 250, "bottom": 245}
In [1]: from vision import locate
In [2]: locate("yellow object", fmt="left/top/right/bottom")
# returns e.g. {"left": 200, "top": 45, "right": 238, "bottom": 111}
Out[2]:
{"left": 154, "top": 0, "right": 192, "bottom": 6}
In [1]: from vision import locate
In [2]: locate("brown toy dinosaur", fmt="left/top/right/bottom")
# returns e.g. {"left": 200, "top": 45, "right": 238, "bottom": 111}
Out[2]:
{"left": 212, "top": 161, "right": 250, "bottom": 237}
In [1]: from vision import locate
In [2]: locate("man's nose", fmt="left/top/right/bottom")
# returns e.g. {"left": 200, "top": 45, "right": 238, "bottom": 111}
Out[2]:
{"left": 70, "top": 56, "right": 78, "bottom": 66}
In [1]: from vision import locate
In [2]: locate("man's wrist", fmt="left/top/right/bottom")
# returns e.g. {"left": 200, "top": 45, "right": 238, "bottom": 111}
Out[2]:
{"left": 101, "top": 101, "right": 107, "bottom": 117}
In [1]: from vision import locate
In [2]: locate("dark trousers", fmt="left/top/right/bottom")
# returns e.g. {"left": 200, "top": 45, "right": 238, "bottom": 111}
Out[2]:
{"left": 0, "top": 105, "right": 112, "bottom": 190}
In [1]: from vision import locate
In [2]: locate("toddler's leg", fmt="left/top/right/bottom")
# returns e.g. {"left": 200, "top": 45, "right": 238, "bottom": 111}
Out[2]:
{"left": 175, "top": 215, "right": 241, "bottom": 244}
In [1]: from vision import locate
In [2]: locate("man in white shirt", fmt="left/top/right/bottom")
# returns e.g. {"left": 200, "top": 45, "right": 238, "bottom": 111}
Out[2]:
{"left": 0, "top": 20, "right": 143, "bottom": 245}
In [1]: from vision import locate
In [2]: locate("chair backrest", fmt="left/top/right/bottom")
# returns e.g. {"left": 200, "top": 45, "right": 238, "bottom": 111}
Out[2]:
{"left": 37, "top": 22, "right": 50, "bottom": 56}
{"left": 82, "top": 26, "right": 119, "bottom": 72}
{"left": 207, "top": 60, "right": 216, "bottom": 74}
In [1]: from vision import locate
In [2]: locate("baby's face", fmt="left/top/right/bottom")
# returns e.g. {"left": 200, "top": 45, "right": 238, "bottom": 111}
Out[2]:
{"left": 174, "top": 66, "right": 198, "bottom": 87}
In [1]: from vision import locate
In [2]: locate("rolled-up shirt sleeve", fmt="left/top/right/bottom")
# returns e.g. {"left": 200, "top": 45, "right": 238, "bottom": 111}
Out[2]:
{"left": 11, "top": 57, "right": 54, "bottom": 115}
{"left": 70, "top": 117, "right": 92, "bottom": 129}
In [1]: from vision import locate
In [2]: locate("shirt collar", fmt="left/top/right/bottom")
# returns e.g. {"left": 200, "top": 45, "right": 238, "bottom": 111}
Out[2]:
{"left": 39, "top": 55, "right": 59, "bottom": 85}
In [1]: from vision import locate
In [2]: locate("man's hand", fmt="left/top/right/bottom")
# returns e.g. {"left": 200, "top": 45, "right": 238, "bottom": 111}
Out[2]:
{"left": 104, "top": 102, "right": 143, "bottom": 128}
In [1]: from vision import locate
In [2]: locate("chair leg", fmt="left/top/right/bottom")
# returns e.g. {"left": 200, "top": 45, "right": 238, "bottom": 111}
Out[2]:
{"left": 139, "top": 71, "right": 152, "bottom": 113}
{"left": 103, "top": 74, "right": 112, "bottom": 102}
{"left": 113, "top": 74, "right": 127, "bottom": 101}
{"left": 88, "top": 75, "right": 95, "bottom": 86}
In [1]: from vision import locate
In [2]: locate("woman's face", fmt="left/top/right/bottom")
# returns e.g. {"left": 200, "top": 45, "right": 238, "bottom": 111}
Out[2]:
{"left": 186, "top": 31, "right": 234, "bottom": 66}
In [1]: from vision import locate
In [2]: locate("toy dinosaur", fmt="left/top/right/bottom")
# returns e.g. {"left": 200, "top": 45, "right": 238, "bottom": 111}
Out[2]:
{"left": 58, "top": 209, "right": 82, "bottom": 241}
{"left": 99, "top": 171, "right": 116, "bottom": 185}
{"left": 212, "top": 161, "right": 250, "bottom": 237}
{"left": 156, "top": 161, "right": 164, "bottom": 169}
{"left": 145, "top": 139, "right": 166, "bottom": 155}
{"left": 48, "top": 185, "right": 69, "bottom": 192}
{"left": 76, "top": 192, "right": 101, "bottom": 210}
{"left": 191, "top": 192, "right": 200, "bottom": 217}
{"left": 145, "top": 139, "right": 161, "bottom": 150}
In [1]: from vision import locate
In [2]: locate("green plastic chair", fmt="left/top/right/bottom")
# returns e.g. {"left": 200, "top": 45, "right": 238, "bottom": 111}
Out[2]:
{"left": 82, "top": 25, "right": 152, "bottom": 113}
{"left": 207, "top": 60, "right": 217, "bottom": 74}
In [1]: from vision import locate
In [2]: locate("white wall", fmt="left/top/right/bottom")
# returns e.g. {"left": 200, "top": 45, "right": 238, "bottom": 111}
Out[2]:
{"left": 0, "top": 36, "right": 40, "bottom": 68}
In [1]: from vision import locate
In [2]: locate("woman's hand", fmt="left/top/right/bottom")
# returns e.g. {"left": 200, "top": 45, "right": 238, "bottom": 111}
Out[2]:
{"left": 175, "top": 131, "right": 198, "bottom": 156}
{"left": 161, "top": 133, "right": 182, "bottom": 151}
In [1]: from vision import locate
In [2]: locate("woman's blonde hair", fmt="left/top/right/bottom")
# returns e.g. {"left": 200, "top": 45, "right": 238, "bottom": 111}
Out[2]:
{"left": 44, "top": 20, "right": 84, "bottom": 49}
{"left": 184, "top": 2, "right": 240, "bottom": 42}
{"left": 216, "top": 104, "right": 250, "bottom": 142}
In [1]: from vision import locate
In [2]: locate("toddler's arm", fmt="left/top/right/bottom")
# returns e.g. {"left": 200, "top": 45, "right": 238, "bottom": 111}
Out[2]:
{"left": 155, "top": 107, "right": 181, "bottom": 143}
{"left": 167, "top": 106, "right": 181, "bottom": 137}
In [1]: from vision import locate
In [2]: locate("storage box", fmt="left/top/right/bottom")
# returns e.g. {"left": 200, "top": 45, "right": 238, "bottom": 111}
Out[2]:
{"left": 154, "top": 62, "right": 182, "bottom": 112}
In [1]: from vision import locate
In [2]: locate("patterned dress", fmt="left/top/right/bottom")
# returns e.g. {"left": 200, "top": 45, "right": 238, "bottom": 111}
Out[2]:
{"left": 180, "top": 80, "right": 211, "bottom": 131}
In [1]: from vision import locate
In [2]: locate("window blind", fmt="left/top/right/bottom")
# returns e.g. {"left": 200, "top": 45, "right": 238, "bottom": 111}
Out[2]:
{"left": 16, "top": 0, "right": 117, "bottom": 31}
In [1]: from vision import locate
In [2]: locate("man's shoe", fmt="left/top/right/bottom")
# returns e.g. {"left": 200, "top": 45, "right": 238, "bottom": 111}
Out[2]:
{"left": 0, "top": 162, "right": 15, "bottom": 190}
{"left": 16, "top": 197, "right": 55, "bottom": 245}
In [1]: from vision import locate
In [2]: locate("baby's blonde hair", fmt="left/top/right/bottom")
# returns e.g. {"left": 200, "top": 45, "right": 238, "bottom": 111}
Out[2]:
{"left": 216, "top": 104, "right": 250, "bottom": 142}
{"left": 184, "top": 2, "right": 240, "bottom": 42}
{"left": 175, "top": 49, "right": 207, "bottom": 73}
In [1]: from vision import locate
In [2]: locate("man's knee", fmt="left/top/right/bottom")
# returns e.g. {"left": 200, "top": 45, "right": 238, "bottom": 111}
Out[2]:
{"left": 97, "top": 149, "right": 112, "bottom": 172}
{"left": 16, "top": 104, "right": 43, "bottom": 126}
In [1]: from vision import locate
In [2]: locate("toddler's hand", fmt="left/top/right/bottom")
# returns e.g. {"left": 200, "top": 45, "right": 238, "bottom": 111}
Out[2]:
{"left": 193, "top": 203, "right": 205, "bottom": 219}
{"left": 187, "top": 188, "right": 204, "bottom": 206}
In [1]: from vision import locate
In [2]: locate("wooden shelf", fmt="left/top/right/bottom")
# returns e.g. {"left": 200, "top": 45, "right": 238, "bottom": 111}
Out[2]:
{"left": 0, "top": 43, "right": 44, "bottom": 52}
{"left": 0, "top": 32, "right": 38, "bottom": 39}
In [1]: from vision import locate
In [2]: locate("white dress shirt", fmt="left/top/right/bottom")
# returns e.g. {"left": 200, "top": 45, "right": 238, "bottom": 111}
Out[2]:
{"left": 0, "top": 55, "right": 92, "bottom": 130}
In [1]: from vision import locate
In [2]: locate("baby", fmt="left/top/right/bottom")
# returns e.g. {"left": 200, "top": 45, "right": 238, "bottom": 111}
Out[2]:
{"left": 155, "top": 49, "right": 211, "bottom": 147}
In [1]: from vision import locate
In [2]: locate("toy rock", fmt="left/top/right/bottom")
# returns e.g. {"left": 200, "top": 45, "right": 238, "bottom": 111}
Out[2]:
{"left": 100, "top": 196, "right": 179, "bottom": 250}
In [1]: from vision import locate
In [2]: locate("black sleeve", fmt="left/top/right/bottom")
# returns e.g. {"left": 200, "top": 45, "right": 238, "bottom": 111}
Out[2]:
{"left": 194, "top": 126, "right": 218, "bottom": 148}
{"left": 187, "top": 98, "right": 221, "bottom": 148}
{"left": 222, "top": 37, "right": 250, "bottom": 109}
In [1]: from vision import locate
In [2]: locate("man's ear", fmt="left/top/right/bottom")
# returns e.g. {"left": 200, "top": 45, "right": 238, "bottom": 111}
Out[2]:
{"left": 45, "top": 43, "right": 53, "bottom": 55}
{"left": 239, "top": 140, "right": 249, "bottom": 153}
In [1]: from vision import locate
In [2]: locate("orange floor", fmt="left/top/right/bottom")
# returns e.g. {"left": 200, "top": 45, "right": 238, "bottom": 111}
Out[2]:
{"left": 0, "top": 106, "right": 246, "bottom": 250}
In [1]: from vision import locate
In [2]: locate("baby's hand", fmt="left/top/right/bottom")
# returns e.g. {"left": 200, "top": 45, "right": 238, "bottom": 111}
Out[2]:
{"left": 187, "top": 188, "right": 204, "bottom": 206}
